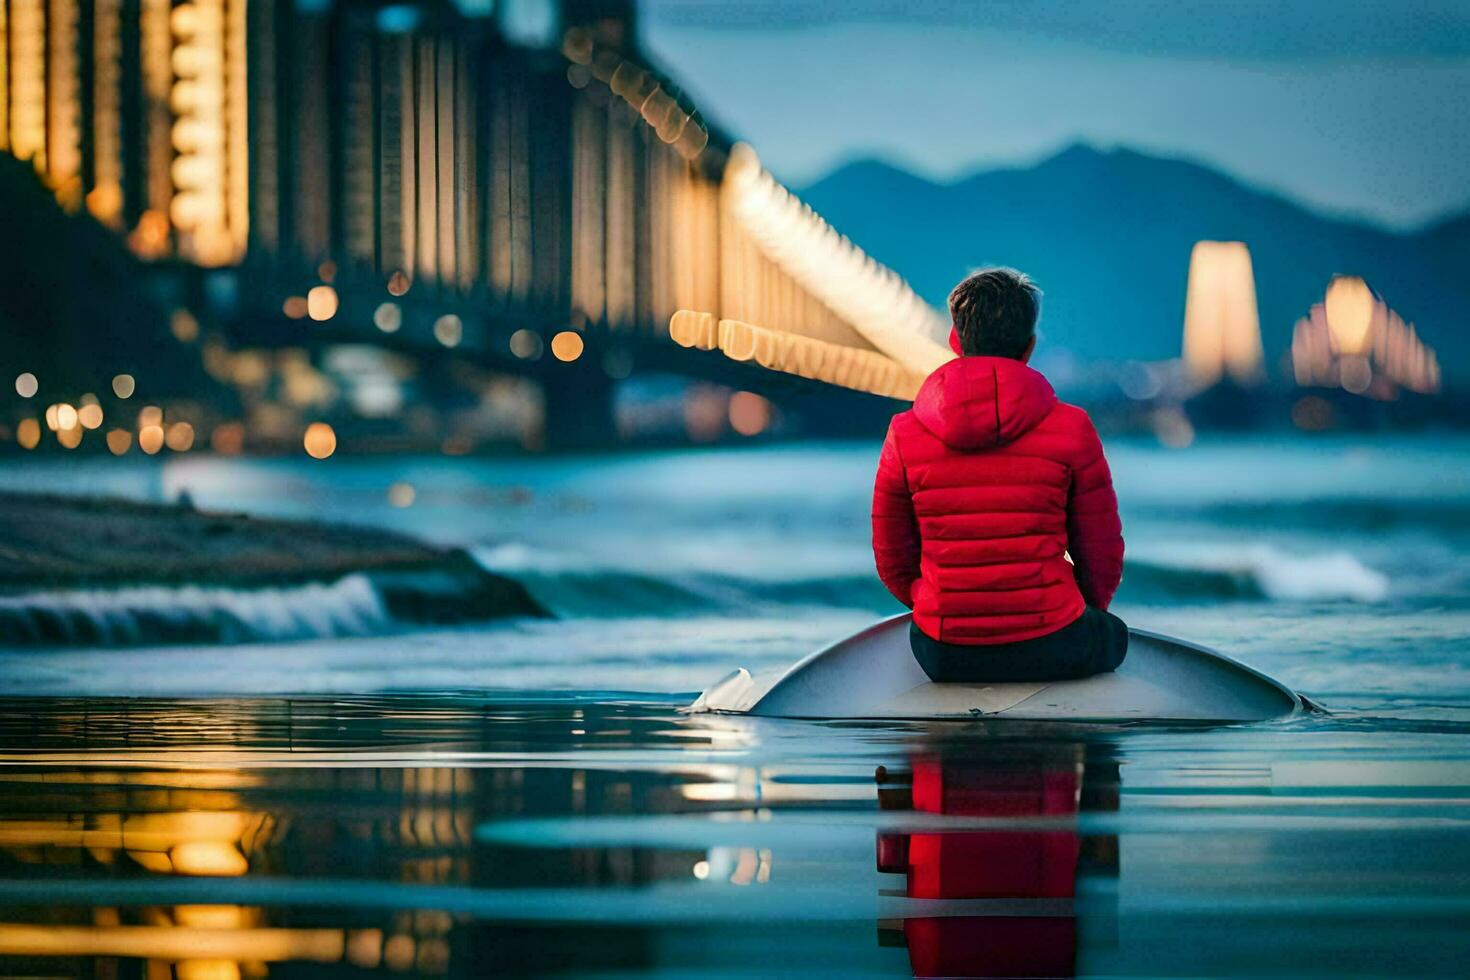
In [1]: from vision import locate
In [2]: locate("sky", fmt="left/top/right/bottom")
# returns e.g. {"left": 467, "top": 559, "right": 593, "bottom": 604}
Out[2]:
{"left": 637, "top": 0, "right": 1470, "bottom": 230}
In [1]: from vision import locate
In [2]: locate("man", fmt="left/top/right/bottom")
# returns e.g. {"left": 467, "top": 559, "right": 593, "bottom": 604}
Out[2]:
{"left": 871, "top": 268, "right": 1126, "bottom": 683}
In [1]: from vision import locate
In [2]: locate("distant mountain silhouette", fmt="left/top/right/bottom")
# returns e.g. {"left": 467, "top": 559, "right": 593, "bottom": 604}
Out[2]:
{"left": 798, "top": 145, "right": 1468, "bottom": 381}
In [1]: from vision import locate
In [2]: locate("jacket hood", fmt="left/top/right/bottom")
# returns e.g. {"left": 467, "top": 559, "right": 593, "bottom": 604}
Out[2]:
{"left": 911, "top": 355, "right": 1058, "bottom": 450}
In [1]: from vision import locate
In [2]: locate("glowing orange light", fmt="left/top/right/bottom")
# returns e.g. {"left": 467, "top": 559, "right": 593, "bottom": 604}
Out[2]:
{"left": 282, "top": 296, "right": 308, "bottom": 319}
{"left": 14, "top": 373, "right": 38, "bottom": 398}
{"left": 307, "top": 285, "right": 339, "bottom": 321}
{"left": 550, "top": 331, "right": 585, "bottom": 362}
{"left": 1324, "top": 276, "right": 1374, "bottom": 355}
{"left": 78, "top": 404, "right": 104, "bottom": 429}
{"left": 56, "top": 404, "right": 79, "bottom": 430}
{"left": 172, "top": 309, "right": 200, "bottom": 342}
{"left": 165, "top": 421, "right": 195, "bottom": 451}
{"left": 387, "top": 482, "right": 415, "bottom": 507}
{"left": 303, "top": 422, "right": 336, "bottom": 459}
{"left": 106, "top": 429, "right": 133, "bottom": 454}
{"left": 210, "top": 422, "right": 244, "bottom": 454}
{"left": 57, "top": 426, "right": 83, "bottom": 449}
{"left": 728, "top": 391, "right": 771, "bottom": 436}
{"left": 1181, "top": 241, "right": 1264, "bottom": 388}
{"left": 386, "top": 271, "right": 410, "bottom": 296}
{"left": 16, "top": 419, "right": 41, "bottom": 450}
{"left": 139, "top": 424, "right": 165, "bottom": 454}
{"left": 139, "top": 405, "right": 164, "bottom": 427}
{"left": 112, "top": 374, "right": 136, "bottom": 398}
{"left": 169, "top": 840, "right": 247, "bottom": 876}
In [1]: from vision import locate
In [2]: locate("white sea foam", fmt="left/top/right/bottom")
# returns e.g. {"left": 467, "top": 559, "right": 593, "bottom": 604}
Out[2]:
{"left": 0, "top": 574, "right": 390, "bottom": 647}
{"left": 1131, "top": 544, "right": 1390, "bottom": 603}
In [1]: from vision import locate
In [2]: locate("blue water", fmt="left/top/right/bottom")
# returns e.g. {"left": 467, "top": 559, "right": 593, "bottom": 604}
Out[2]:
{"left": 0, "top": 436, "right": 1467, "bottom": 977}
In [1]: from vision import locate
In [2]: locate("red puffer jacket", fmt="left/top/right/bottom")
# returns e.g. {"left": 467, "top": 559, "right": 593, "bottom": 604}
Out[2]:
{"left": 872, "top": 350, "right": 1123, "bottom": 645}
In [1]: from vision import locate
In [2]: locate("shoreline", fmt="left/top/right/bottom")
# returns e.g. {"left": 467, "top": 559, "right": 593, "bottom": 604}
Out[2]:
{"left": 0, "top": 492, "right": 547, "bottom": 646}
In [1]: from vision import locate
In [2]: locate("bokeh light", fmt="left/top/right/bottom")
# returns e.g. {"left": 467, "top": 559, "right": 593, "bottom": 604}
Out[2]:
{"left": 304, "top": 422, "right": 337, "bottom": 459}
{"left": 16, "top": 419, "right": 41, "bottom": 450}
{"left": 106, "top": 429, "right": 133, "bottom": 454}
{"left": 14, "top": 373, "right": 38, "bottom": 398}
{"left": 728, "top": 391, "right": 771, "bottom": 436}
{"left": 550, "top": 330, "right": 584, "bottom": 362}
{"left": 165, "top": 421, "right": 196, "bottom": 451}
{"left": 387, "top": 481, "right": 416, "bottom": 507}
{"left": 111, "top": 373, "right": 136, "bottom": 398}
{"left": 509, "top": 329, "right": 543, "bottom": 360}
{"left": 307, "top": 285, "right": 340, "bottom": 321}
{"left": 78, "top": 403, "right": 104, "bottom": 429}
{"left": 433, "top": 315, "right": 463, "bottom": 348}
{"left": 139, "top": 424, "right": 165, "bottom": 454}
{"left": 283, "top": 296, "right": 308, "bottom": 319}
{"left": 373, "top": 302, "right": 402, "bottom": 333}
{"left": 1324, "top": 276, "right": 1374, "bottom": 355}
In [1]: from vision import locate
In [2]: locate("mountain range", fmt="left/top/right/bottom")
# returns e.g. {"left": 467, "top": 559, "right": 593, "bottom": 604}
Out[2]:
{"left": 797, "top": 145, "right": 1468, "bottom": 383}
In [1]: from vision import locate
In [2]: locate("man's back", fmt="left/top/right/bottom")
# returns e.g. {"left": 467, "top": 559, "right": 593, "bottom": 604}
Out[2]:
{"left": 872, "top": 354, "right": 1123, "bottom": 645}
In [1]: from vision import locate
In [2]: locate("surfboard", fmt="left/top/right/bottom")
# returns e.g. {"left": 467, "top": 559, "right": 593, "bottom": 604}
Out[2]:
{"left": 688, "top": 613, "right": 1317, "bottom": 723}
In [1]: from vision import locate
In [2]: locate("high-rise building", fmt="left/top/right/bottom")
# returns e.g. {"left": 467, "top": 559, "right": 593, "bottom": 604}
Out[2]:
{"left": 1180, "top": 241, "right": 1265, "bottom": 390}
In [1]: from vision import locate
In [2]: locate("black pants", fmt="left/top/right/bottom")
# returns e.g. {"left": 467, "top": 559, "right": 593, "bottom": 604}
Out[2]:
{"left": 910, "top": 607, "right": 1129, "bottom": 683}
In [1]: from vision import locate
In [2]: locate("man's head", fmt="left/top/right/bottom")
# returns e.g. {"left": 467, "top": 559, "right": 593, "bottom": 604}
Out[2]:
{"left": 948, "top": 268, "right": 1041, "bottom": 360}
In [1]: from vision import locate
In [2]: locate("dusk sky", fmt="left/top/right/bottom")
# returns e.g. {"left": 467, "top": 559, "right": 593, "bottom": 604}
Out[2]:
{"left": 637, "top": 0, "right": 1470, "bottom": 229}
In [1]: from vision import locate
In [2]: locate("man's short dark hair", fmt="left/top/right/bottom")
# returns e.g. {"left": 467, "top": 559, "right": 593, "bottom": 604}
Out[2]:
{"left": 948, "top": 268, "right": 1041, "bottom": 359}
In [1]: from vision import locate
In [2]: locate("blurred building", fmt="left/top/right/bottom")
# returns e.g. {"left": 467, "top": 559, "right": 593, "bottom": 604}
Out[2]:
{"left": 3, "top": 0, "right": 949, "bottom": 453}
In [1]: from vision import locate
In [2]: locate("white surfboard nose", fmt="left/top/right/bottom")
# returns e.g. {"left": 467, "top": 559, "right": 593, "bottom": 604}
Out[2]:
{"left": 688, "top": 613, "right": 1310, "bottom": 724}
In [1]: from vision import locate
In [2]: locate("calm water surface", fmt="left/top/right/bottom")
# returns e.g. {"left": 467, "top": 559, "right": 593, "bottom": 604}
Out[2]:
{"left": 0, "top": 437, "right": 1467, "bottom": 977}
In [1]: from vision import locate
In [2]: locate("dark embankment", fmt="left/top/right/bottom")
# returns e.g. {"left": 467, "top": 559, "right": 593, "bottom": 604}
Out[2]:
{"left": 0, "top": 492, "right": 547, "bottom": 646}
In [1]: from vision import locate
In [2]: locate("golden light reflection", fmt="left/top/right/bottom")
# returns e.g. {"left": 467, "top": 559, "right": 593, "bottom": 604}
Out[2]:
{"left": 57, "top": 424, "right": 83, "bottom": 448}
{"left": 303, "top": 421, "right": 337, "bottom": 459}
{"left": 550, "top": 330, "right": 585, "bottom": 362}
{"left": 111, "top": 373, "right": 135, "bottom": 398}
{"left": 78, "top": 403, "right": 104, "bottom": 429}
{"left": 55, "top": 403, "right": 79, "bottom": 430}
{"left": 387, "top": 270, "right": 411, "bottom": 296}
{"left": 282, "top": 296, "right": 308, "bottom": 319}
{"left": 138, "top": 405, "right": 164, "bottom": 427}
{"left": 106, "top": 428, "right": 133, "bottom": 454}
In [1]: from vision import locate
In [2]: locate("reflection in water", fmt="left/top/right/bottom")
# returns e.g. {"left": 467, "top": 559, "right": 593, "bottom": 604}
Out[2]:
{"left": 1, "top": 696, "right": 1469, "bottom": 977}
{"left": 875, "top": 746, "right": 1118, "bottom": 979}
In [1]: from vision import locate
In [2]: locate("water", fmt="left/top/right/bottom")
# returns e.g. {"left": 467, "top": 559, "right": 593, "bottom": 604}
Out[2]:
{"left": 0, "top": 436, "right": 1467, "bottom": 977}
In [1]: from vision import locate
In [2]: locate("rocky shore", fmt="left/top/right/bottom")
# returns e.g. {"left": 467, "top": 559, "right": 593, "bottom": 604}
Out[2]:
{"left": 0, "top": 492, "right": 547, "bottom": 645}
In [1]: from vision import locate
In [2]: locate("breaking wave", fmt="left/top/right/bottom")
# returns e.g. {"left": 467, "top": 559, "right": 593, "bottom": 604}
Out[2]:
{"left": 0, "top": 541, "right": 1390, "bottom": 649}
{"left": 1122, "top": 545, "right": 1390, "bottom": 603}
{"left": 0, "top": 554, "right": 545, "bottom": 648}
